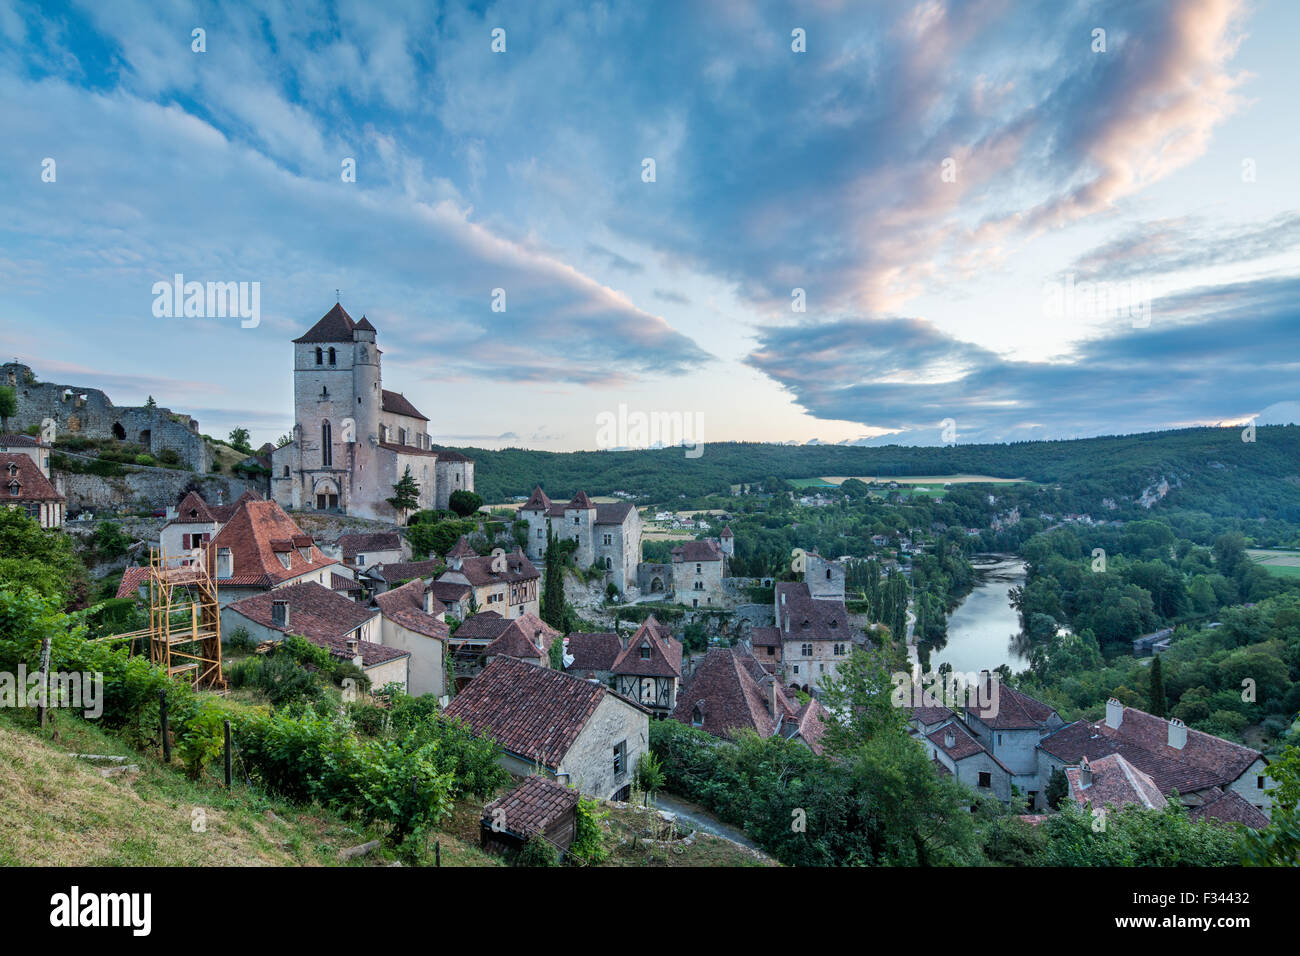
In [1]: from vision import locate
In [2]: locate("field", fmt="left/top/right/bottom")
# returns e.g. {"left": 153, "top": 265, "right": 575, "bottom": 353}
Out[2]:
{"left": 1247, "top": 549, "right": 1300, "bottom": 579}
{"left": 818, "top": 474, "right": 1033, "bottom": 485}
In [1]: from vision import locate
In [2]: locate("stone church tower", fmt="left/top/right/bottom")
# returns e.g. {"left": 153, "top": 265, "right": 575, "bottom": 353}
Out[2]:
{"left": 271, "top": 304, "right": 473, "bottom": 521}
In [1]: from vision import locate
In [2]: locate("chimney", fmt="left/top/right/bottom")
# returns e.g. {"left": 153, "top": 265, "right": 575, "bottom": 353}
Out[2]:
{"left": 770, "top": 679, "right": 779, "bottom": 719}
{"left": 1078, "top": 757, "right": 1093, "bottom": 789}
{"left": 347, "top": 637, "right": 362, "bottom": 667}
{"left": 1167, "top": 717, "right": 1187, "bottom": 750}
{"left": 271, "top": 599, "right": 289, "bottom": 630}
{"left": 944, "top": 730, "right": 956, "bottom": 749}
{"left": 424, "top": 587, "right": 435, "bottom": 615}
{"left": 1105, "top": 698, "right": 1123, "bottom": 730}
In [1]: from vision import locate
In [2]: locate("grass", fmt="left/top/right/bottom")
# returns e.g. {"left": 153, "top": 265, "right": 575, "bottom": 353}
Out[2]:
{"left": 602, "top": 803, "right": 776, "bottom": 867}
{"left": 1247, "top": 549, "right": 1300, "bottom": 578}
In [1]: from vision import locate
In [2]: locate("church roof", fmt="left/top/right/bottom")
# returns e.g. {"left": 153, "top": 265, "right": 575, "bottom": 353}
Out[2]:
{"left": 720, "top": 525, "right": 734, "bottom": 538}
{"left": 354, "top": 316, "right": 376, "bottom": 332}
{"left": 293, "top": 303, "right": 357, "bottom": 343}
{"left": 381, "top": 389, "right": 428, "bottom": 421}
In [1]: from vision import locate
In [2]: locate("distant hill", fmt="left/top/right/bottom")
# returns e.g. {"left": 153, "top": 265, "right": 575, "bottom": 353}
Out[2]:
{"left": 452, "top": 426, "right": 1300, "bottom": 519}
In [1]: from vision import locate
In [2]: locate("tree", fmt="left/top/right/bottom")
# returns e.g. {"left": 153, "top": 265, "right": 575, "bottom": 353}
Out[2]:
{"left": 634, "top": 751, "right": 666, "bottom": 806}
{"left": 1148, "top": 656, "right": 1167, "bottom": 718}
{"left": 1045, "top": 767, "right": 1069, "bottom": 810}
{"left": 0, "top": 385, "right": 16, "bottom": 432}
{"left": 448, "top": 489, "right": 483, "bottom": 518}
{"left": 144, "top": 395, "right": 157, "bottom": 408}
{"left": 275, "top": 433, "right": 293, "bottom": 448}
{"left": 548, "top": 631, "right": 565, "bottom": 670}
{"left": 387, "top": 466, "right": 420, "bottom": 523}
{"left": 541, "top": 526, "right": 566, "bottom": 631}
{"left": 227, "top": 427, "right": 251, "bottom": 453}
{"left": 0, "top": 508, "right": 87, "bottom": 609}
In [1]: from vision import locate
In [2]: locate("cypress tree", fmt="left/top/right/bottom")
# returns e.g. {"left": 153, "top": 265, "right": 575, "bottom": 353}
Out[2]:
{"left": 542, "top": 525, "right": 566, "bottom": 630}
{"left": 1149, "top": 656, "right": 1168, "bottom": 718}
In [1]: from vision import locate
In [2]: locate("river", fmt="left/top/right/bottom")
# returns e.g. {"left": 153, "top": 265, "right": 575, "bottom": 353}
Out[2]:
{"left": 925, "top": 553, "right": 1028, "bottom": 675}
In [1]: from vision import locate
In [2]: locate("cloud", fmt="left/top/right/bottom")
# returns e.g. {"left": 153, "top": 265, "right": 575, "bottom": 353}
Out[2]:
{"left": 745, "top": 275, "right": 1300, "bottom": 442}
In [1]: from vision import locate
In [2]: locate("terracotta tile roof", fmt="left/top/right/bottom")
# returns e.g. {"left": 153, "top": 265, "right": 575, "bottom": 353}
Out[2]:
{"left": 452, "top": 610, "right": 512, "bottom": 643}
{"left": 367, "top": 559, "right": 441, "bottom": 584}
{"left": 429, "top": 580, "right": 471, "bottom": 605}
{"left": 720, "top": 525, "right": 734, "bottom": 538}
{"left": 967, "top": 680, "right": 1060, "bottom": 730}
{"left": 2, "top": 453, "right": 64, "bottom": 502}
{"left": 431, "top": 447, "right": 472, "bottom": 463}
{"left": 207, "top": 500, "right": 337, "bottom": 588}
{"left": 611, "top": 615, "right": 682, "bottom": 678}
{"left": 453, "top": 549, "right": 539, "bottom": 587}
{"left": 566, "top": 491, "right": 594, "bottom": 510}
{"left": 523, "top": 486, "right": 552, "bottom": 512}
{"left": 210, "top": 489, "right": 264, "bottom": 523}
{"left": 789, "top": 699, "right": 828, "bottom": 755}
{"left": 446, "top": 536, "right": 477, "bottom": 558}
{"left": 444, "top": 656, "right": 635, "bottom": 769}
{"left": 672, "top": 539, "right": 724, "bottom": 563}
{"left": 378, "top": 441, "right": 439, "bottom": 458}
{"left": 483, "top": 621, "right": 548, "bottom": 662}
{"left": 1066, "top": 754, "right": 1167, "bottom": 811}
{"left": 381, "top": 389, "right": 428, "bottom": 421}
{"left": 566, "top": 632, "right": 623, "bottom": 674}
{"left": 750, "top": 626, "right": 781, "bottom": 648}
{"left": 482, "top": 774, "right": 579, "bottom": 839}
{"left": 293, "top": 303, "right": 357, "bottom": 343}
{"left": 774, "top": 582, "right": 852, "bottom": 644}
{"left": 0, "top": 434, "right": 44, "bottom": 447}
{"left": 167, "top": 491, "right": 217, "bottom": 526}
{"left": 225, "top": 582, "right": 404, "bottom": 667}
{"left": 115, "top": 565, "right": 151, "bottom": 600}
{"left": 373, "top": 578, "right": 450, "bottom": 640}
{"left": 1039, "top": 706, "right": 1262, "bottom": 796}
{"left": 595, "top": 502, "right": 635, "bottom": 524}
{"left": 1189, "top": 788, "right": 1270, "bottom": 830}
{"left": 330, "top": 572, "right": 365, "bottom": 595}
{"left": 354, "top": 316, "right": 376, "bottom": 332}
{"left": 337, "top": 532, "right": 401, "bottom": 562}
{"left": 929, "top": 719, "right": 996, "bottom": 763}
{"left": 671, "top": 646, "right": 797, "bottom": 741}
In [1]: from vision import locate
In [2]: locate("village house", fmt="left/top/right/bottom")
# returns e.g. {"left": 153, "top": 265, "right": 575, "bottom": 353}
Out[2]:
{"left": 445, "top": 610, "right": 559, "bottom": 682}
{"left": 671, "top": 645, "right": 827, "bottom": 755}
{"left": 480, "top": 774, "right": 581, "bottom": 859}
{"left": 269, "top": 304, "right": 474, "bottom": 519}
{"left": 1065, "top": 754, "right": 1167, "bottom": 813}
{"left": 444, "top": 656, "right": 650, "bottom": 801}
{"left": 923, "top": 719, "right": 1015, "bottom": 803}
{"left": 964, "top": 680, "right": 1067, "bottom": 810}
{"left": 519, "top": 487, "right": 643, "bottom": 595}
{"left": 671, "top": 537, "right": 730, "bottom": 607}
{"left": 222, "top": 581, "right": 410, "bottom": 691}
{"left": 605, "top": 616, "right": 683, "bottom": 718}
{"left": 774, "top": 581, "right": 863, "bottom": 693}
{"left": 1037, "top": 698, "right": 1275, "bottom": 819}
{"left": 372, "top": 578, "right": 450, "bottom": 699}
{"left": 158, "top": 490, "right": 220, "bottom": 567}
{"left": 436, "top": 537, "right": 539, "bottom": 619}
{"left": 333, "top": 531, "right": 405, "bottom": 570}
{"left": 362, "top": 558, "right": 442, "bottom": 594}
{"left": 1, "top": 435, "right": 65, "bottom": 529}
{"left": 203, "top": 499, "right": 339, "bottom": 606}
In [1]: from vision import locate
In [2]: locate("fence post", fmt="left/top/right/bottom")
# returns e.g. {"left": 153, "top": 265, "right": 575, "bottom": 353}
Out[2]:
{"left": 36, "top": 637, "right": 52, "bottom": 729}
{"left": 159, "top": 690, "right": 171, "bottom": 763}
{"left": 224, "top": 720, "right": 233, "bottom": 788}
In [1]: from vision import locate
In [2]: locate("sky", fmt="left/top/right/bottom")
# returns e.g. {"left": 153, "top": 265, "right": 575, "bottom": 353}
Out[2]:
{"left": 1, "top": 0, "right": 1298, "bottom": 451}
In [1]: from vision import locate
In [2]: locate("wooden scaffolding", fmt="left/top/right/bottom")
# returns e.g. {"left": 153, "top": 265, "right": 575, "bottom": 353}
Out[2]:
{"left": 139, "top": 548, "right": 225, "bottom": 688}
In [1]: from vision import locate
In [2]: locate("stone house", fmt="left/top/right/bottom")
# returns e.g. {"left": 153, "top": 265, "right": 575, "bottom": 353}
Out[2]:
{"left": 222, "top": 581, "right": 409, "bottom": 691}
{"left": 924, "top": 719, "right": 1014, "bottom": 803}
{"left": 481, "top": 774, "right": 580, "bottom": 858}
{"left": 205, "top": 499, "right": 339, "bottom": 606}
{"left": 334, "top": 531, "right": 405, "bottom": 571}
{"left": 2, "top": 438, "right": 65, "bottom": 529}
{"left": 444, "top": 655, "right": 651, "bottom": 801}
{"left": 158, "top": 490, "right": 220, "bottom": 567}
{"left": 269, "top": 304, "right": 474, "bottom": 520}
{"left": 436, "top": 537, "right": 539, "bottom": 619}
{"left": 519, "top": 487, "right": 643, "bottom": 594}
{"left": 0, "top": 433, "right": 52, "bottom": 473}
{"left": 372, "top": 577, "right": 450, "bottom": 699}
{"left": 964, "top": 680, "right": 1067, "bottom": 810}
{"left": 607, "top": 616, "right": 683, "bottom": 718}
{"left": 774, "top": 582, "right": 863, "bottom": 693}
{"left": 363, "top": 559, "right": 442, "bottom": 595}
{"left": 672, "top": 539, "right": 728, "bottom": 607}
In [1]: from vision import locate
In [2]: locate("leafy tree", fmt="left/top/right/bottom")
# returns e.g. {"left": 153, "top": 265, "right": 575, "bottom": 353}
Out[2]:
{"left": 91, "top": 521, "right": 132, "bottom": 560}
{"left": 0, "top": 385, "right": 16, "bottom": 431}
{"left": 541, "top": 526, "right": 566, "bottom": 631}
{"left": 0, "top": 508, "right": 87, "bottom": 609}
{"left": 275, "top": 433, "right": 292, "bottom": 448}
{"left": 548, "top": 631, "right": 565, "bottom": 669}
{"left": 1045, "top": 767, "right": 1069, "bottom": 810}
{"left": 1148, "top": 656, "right": 1167, "bottom": 718}
{"left": 227, "top": 426, "right": 252, "bottom": 453}
{"left": 448, "top": 489, "right": 484, "bottom": 517}
{"left": 634, "top": 751, "right": 666, "bottom": 806}
{"left": 387, "top": 466, "right": 420, "bottom": 523}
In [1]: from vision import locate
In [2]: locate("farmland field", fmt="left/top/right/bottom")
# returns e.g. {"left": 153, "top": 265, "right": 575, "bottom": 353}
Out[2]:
{"left": 1247, "top": 549, "right": 1300, "bottom": 579}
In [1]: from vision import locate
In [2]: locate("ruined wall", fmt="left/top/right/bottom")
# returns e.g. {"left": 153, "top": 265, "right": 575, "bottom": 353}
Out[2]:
{"left": 56, "top": 468, "right": 260, "bottom": 513}
{"left": 2, "top": 363, "right": 209, "bottom": 471}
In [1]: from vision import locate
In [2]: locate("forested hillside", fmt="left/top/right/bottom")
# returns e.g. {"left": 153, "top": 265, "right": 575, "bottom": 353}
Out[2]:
{"left": 450, "top": 426, "right": 1300, "bottom": 517}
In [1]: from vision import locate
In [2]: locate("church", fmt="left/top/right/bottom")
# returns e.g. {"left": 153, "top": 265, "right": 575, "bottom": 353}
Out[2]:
{"left": 271, "top": 304, "right": 474, "bottom": 521}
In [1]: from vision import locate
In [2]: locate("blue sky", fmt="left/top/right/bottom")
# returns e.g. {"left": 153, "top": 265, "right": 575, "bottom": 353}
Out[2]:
{"left": 2, "top": 0, "right": 1298, "bottom": 450}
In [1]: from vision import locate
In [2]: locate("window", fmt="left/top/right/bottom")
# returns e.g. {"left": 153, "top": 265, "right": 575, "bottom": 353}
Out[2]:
{"left": 639, "top": 643, "right": 651, "bottom": 660}
{"left": 572, "top": 516, "right": 580, "bottom": 525}
{"left": 792, "top": 664, "right": 799, "bottom": 675}
{"left": 694, "top": 580, "right": 703, "bottom": 590}
{"left": 282, "top": 465, "right": 290, "bottom": 477}
{"left": 321, "top": 420, "right": 332, "bottom": 466}
{"left": 327, "top": 347, "right": 336, "bottom": 364}
{"left": 537, "top": 529, "right": 544, "bottom": 539}
{"left": 315, "top": 347, "right": 323, "bottom": 365}
{"left": 696, "top": 563, "right": 702, "bottom": 573}
{"left": 826, "top": 568, "right": 832, "bottom": 579}
{"left": 997, "top": 734, "right": 1003, "bottom": 746}
{"left": 613, "top": 740, "right": 626, "bottom": 777}
{"left": 1258, "top": 775, "right": 1266, "bottom": 789}
{"left": 978, "top": 772, "right": 992, "bottom": 788}
{"left": 833, "top": 643, "right": 845, "bottom": 655}
{"left": 691, "top": 706, "right": 703, "bottom": 727}
{"left": 603, "top": 533, "right": 612, "bottom": 545}
{"left": 801, "top": 643, "right": 812, "bottom": 656}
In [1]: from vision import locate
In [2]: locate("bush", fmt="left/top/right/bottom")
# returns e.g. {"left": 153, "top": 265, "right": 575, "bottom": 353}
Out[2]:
{"left": 569, "top": 796, "right": 610, "bottom": 864}
{"left": 226, "top": 627, "right": 257, "bottom": 653}
{"left": 516, "top": 834, "right": 560, "bottom": 867}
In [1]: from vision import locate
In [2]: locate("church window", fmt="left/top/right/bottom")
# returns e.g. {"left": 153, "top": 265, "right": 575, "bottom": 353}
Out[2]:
{"left": 315, "top": 347, "right": 323, "bottom": 365}
{"left": 327, "top": 347, "right": 336, "bottom": 364}
{"left": 321, "top": 421, "right": 333, "bottom": 466}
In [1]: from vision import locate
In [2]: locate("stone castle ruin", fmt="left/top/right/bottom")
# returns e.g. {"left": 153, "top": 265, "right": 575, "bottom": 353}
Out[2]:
{"left": 2, "top": 362, "right": 210, "bottom": 472}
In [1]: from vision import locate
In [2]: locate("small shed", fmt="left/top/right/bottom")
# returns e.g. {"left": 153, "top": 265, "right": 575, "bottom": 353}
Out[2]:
{"left": 481, "top": 775, "right": 580, "bottom": 858}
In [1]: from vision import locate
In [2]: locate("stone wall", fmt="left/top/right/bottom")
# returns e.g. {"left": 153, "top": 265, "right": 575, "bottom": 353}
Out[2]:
{"left": 3, "top": 362, "right": 210, "bottom": 471}
{"left": 56, "top": 468, "right": 261, "bottom": 513}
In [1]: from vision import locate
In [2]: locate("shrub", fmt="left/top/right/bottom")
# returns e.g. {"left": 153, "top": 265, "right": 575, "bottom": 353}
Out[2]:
{"left": 226, "top": 627, "right": 257, "bottom": 653}
{"left": 516, "top": 834, "right": 560, "bottom": 867}
{"left": 569, "top": 796, "right": 610, "bottom": 864}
